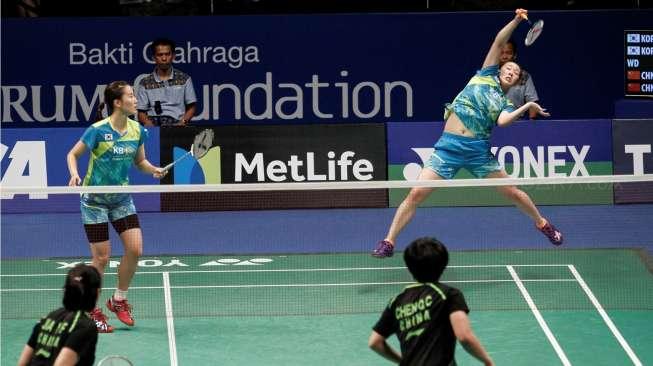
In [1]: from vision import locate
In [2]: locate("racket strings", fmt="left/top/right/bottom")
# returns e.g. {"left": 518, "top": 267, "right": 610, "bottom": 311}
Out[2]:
{"left": 525, "top": 19, "right": 544, "bottom": 46}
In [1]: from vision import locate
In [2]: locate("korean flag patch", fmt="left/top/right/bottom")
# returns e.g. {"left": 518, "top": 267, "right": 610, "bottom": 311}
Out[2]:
{"left": 104, "top": 133, "right": 113, "bottom": 141}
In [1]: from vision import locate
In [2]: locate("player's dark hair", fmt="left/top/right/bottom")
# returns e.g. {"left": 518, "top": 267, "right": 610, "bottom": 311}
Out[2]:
{"left": 96, "top": 80, "right": 130, "bottom": 121}
{"left": 403, "top": 237, "right": 449, "bottom": 283}
{"left": 506, "top": 38, "right": 518, "bottom": 59}
{"left": 63, "top": 264, "right": 101, "bottom": 311}
{"left": 151, "top": 38, "right": 176, "bottom": 55}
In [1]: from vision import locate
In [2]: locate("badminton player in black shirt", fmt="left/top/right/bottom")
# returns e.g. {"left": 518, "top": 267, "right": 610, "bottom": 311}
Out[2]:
{"left": 369, "top": 237, "right": 494, "bottom": 365}
{"left": 17, "top": 264, "right": 101, "bottom": 366}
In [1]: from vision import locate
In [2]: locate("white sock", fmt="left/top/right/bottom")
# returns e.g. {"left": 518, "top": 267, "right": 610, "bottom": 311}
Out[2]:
{"left": 113, "top": 289, "right": 128, "bottom": 301}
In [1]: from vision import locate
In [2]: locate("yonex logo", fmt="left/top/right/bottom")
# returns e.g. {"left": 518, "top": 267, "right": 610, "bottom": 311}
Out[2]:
{"left": 401, "top": 145, "right": 591, "bottom": 179}
{"left": 55, "top": 258, "right": 273, "bottom": 269}
{"left": 199, "top": 258, "right": 273, "bottom": 266}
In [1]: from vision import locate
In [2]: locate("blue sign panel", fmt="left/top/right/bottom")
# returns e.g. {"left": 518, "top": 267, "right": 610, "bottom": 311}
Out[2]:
{"left": 2, "top": 10, "right": 652, "bottom": 126}
{"left": 388, "top": 119, "right": 613, "bottom": 166}
{"left": 386, "top": 119, "right": 614, "bottom": 206}
{"left": 1, "top": 128, "right": 161, "bottom": 213}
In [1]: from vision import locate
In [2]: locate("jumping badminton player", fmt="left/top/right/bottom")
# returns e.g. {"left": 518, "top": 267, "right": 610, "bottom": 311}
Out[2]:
{"left": 373, "top": 9, "right": 562, "bottom": 258}
{"left": 67, "top": 81, "right": 166, "bottom": 332}
{"left": 17, "top": 264, "right": 101, "bottom": 366}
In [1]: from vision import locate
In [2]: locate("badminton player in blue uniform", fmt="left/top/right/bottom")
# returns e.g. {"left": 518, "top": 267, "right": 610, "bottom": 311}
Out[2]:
{"left": 373, "top": 9, "right": 563, "bottom": 258}
{"left": 67, "top": 81, "right": 166, "bottom": 332}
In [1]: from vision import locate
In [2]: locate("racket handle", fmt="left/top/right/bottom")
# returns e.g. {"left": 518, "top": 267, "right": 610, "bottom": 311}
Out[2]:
{"left": 162, "top": 150, "right": 192, "bottom": 173}
{"left": 162, "top": 162, "right": 174, "bottom": 173}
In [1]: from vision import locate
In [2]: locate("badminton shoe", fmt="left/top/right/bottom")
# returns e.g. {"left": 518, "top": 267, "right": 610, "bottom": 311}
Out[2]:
{"left": 372, "top": 240, "right": 395, "bottom": 258}
{"left": 106, "top": 297, "right": 135, "bottom": 326}
{"left": 538, "top": 221, "right": 563, "bottom": 246}
{"left": 90, "top": 307, "right": 114, "bottom": 333}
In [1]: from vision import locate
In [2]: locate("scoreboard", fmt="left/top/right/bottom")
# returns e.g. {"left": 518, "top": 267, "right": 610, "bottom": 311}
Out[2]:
{"left": 625, "top": 30, "right": 653, "bottom": 97}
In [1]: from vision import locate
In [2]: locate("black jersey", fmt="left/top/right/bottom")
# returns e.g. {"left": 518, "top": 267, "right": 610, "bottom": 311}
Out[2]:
{"left": 27, "top": 308, "right": 98, "bottom": 366}
{"left": 373, "top": 282, "right": 469, "bottom": 366}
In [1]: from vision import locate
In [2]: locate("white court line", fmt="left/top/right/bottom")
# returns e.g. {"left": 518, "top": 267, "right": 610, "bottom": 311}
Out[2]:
{"left": 507, "top": 265, "right": 571, "bottom": 366}
{"left": 568, "top": 265, "right": 642, "bottom": 366}
{"left": 162, "top": 272, "right": 178, "bottom": 366}
{"left": 0, "top": 278, "right": 577, "bottom": 292}
{"left": 0, "top": 264, "right": 573, "bottom": 277}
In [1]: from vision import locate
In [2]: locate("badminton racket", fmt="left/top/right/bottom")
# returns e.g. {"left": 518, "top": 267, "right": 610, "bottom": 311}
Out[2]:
{"left": 97, "top": 355, "right": 134, "bottom": 366}
{"left": 524, "top": 17, "right": 544, "bottom": 46}
{"left": 162, "top": 128, "right": 214, "bottom": 173}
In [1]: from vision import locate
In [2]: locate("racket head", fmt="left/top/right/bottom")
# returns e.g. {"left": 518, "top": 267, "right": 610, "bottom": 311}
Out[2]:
{"left": 525, "top": 19, "right": 544, "bottom": 46}
{"left": 192, "top": 129, "right": 214, "bottom": 159}
{"left": 97, "top": 355, "right": 134, "bottom": 366}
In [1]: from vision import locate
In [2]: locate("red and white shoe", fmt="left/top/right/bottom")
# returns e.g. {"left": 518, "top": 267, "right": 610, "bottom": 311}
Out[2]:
{"left": 89, "top": 307, "right": 114, "bottom": 333}
{"left": 106, "top": 297, "right": 135, "bottom": 326}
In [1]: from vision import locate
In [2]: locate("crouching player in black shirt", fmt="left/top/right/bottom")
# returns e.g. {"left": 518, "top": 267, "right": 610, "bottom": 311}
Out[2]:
{"left": 369, "top": 237, "right": 494, "bottom": 366}
{"left": 17, "top": 264, "right": 101, "bottom": 366}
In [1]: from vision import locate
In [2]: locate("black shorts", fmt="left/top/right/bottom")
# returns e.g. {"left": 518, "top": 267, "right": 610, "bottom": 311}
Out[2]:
{"left": 83, "top": 214, "right": 140, "bottom": 243}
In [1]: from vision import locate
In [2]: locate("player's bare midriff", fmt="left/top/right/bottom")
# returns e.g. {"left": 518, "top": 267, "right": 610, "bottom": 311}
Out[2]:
{"left": 443, "top": 112, "right": 476, "bottom": 138}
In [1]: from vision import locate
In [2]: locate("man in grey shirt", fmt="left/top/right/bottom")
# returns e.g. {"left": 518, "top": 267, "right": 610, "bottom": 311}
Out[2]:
{"left": 500, "top": 39, "right": 539, "bottom": 119}
{"left": 137, "top": 38, "right": 197, "bottom": 126}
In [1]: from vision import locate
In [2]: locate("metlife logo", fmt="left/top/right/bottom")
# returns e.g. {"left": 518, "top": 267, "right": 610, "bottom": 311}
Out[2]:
{"left": 233, "top": 151, "right": 374, "bottom": 182}
{"left": 160, "top": 124, "right": 388, "bottom": 211}
{"left": 222, "top": 124, "right": 385, "bottom": 184}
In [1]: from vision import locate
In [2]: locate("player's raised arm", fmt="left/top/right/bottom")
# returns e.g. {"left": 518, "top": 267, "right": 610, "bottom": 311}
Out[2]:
{"left": 482, "top": 9, "right": 528, "bottom": 68}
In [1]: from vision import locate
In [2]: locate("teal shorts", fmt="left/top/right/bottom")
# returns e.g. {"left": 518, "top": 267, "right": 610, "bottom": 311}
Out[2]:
{"left": 426, "top": 132, "right": 501, "bottom": 179}
{"left": 80, "top": 194, "right": 137, "bottom": 225}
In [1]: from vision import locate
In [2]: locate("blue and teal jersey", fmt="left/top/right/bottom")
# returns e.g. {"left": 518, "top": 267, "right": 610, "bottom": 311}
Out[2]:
{"left": 80, "top": 117, "right": 148, "bottom": 187}
{"left": 444, "top": 65, "right": 516, "bottom": 139}
{"left": 79, "top": 118, "right": 147, "bottom": 206}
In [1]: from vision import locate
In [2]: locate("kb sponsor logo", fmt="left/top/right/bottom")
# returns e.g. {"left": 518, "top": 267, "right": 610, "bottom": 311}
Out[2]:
{"left": 112, "top": 145, "right": 136, "bottom": 155}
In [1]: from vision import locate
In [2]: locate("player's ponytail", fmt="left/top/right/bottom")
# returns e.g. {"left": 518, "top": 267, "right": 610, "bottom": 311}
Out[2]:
{"left": 63, "top": 264, "right": 101, "bottom": 311}
{"left": 97, "top": 80, "right": 130, "bottom": 121}
{"left": 96, "top": 102, "right": 106, "bottom": 121}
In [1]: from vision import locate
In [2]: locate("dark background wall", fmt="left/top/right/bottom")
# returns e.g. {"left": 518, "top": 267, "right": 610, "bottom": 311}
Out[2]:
{"left": 2, "top": 0, "right": 652, "bottom": 17}
{"left": 2, "top": 10, "right": 651, "bottom": 125}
